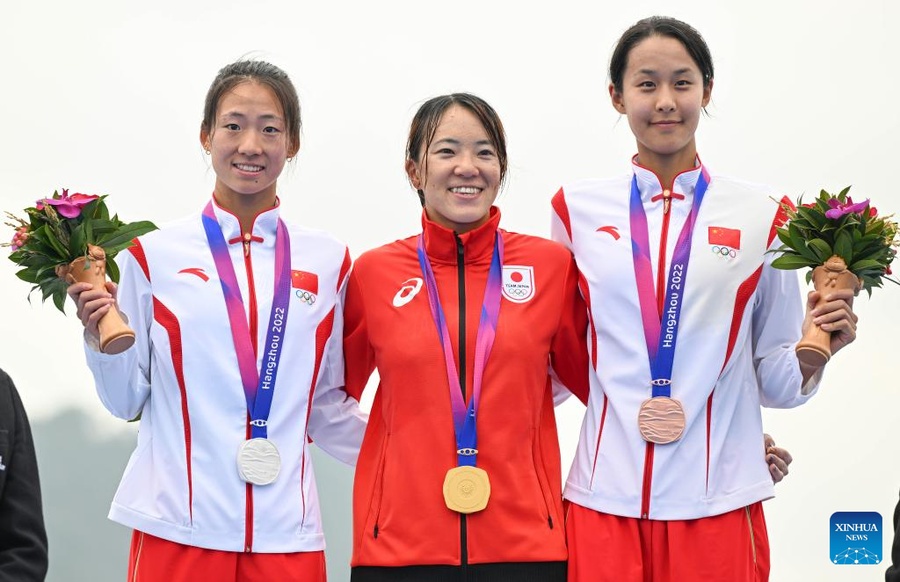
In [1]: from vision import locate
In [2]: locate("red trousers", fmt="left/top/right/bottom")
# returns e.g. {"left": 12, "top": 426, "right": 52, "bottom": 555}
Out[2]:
{"left": 127, "top": 531, "right": 327, "bottom": 582}
{"left": 566, "top": 501, "right": 770, "bottom": 582}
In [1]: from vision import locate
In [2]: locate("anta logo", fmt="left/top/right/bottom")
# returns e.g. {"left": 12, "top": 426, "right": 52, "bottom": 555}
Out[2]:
{"left": 708, "top": 226, "right": 741, "bottom": 260}
{"left": 502, "top": 266, "right": 535, "bottom": 303}
{"left": 178, "top": 267, "right": 209, "bottom": 282}
{"left": 393, "top": 278, "right": 423, "bottom": 307}
{"left": 292, "top": 270, "right": 318, "bottom": 305}
{"left": 596, "top": 225, "right": 621, "bottom": 240}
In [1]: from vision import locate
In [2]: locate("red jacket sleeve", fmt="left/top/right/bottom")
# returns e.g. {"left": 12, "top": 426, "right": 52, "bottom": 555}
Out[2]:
{"left": 549, "top": 254, "right": 590, "bottom": 405}
{"left": 343, "top": 263, "right": 376, "bottom": 402}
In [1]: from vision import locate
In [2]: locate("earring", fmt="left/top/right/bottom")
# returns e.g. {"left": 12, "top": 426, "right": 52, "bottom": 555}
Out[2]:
{"left": 286, "top": 157, "right": 293, "bottom": 162}
{"left": 205, "top": 149, "right": 210, "bottom": 155}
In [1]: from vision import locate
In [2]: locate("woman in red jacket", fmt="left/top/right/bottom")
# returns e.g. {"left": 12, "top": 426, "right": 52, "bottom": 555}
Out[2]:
{"left": 343, "top": 93, "right": 588, "bottom": 581}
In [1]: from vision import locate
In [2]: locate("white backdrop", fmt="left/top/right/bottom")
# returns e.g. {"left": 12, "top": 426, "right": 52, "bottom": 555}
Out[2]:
{"left": 2, "top": 1, "right": 899, "bottom": 580}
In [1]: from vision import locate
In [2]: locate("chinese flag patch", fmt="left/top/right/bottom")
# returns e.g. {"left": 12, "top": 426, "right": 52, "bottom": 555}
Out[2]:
{"left": 708, "top": 226, "right": 741, "bottom": 249}
{"left": 291, "top": 270, "right": 319, "bottom": 294}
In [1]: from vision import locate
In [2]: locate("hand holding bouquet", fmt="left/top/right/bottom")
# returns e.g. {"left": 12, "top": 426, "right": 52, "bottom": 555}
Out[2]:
{"left": 772, "top": 187, "right": 898, "bottom": 365}
{"left": 5, "top": 189, "right": 157, "bottom": 353}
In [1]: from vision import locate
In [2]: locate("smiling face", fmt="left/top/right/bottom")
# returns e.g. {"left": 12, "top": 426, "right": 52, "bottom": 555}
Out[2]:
{"left": 610, "top": 34, "right": 712, "bottom": 177}
{"left": 200, "top": 81, "right": 297, "bottom": 214}
{"left": 406, "top": 104, "right": 501, "bottom": 234}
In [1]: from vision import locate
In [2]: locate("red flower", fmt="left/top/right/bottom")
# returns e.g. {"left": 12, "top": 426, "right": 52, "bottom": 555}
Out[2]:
{"left": 39, "top": 189, "right": 100, "bottom": 219}
{"left": 869, "top": 207, "right": 878, "bottom": 218}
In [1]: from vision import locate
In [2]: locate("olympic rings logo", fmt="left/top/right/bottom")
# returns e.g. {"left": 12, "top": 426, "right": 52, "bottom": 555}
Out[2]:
{"left": 295, "top": 289, "right": 317, "bottom": 305}
{"left": 505, "top": 286, "right": 530, "bottom": 297}
{"left": 711, "top": 245, "right": 737, "bottom": 259}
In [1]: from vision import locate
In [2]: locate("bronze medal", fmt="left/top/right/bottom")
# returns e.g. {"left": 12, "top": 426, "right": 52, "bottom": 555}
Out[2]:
{"left": 443, "top": 466, "right": 491, "bottom": 514}
{"left": 638, "top": 397, "right": 686, "bottom": 444}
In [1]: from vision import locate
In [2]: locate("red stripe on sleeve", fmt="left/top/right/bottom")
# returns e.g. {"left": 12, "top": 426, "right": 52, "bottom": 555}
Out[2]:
{"left": 769, "top": 196, "right": 794, "bottom": 247}
{"left": 126, "top": 239, "right": 151, "bottom": 282}
{"left": 152, "top": 298, "right": 193, "bottom": 520}
{"left": 338, "top": 248, "right": 352, "bottom": 292}
{"left": 551, "top": 188, "right": 573, "bottom": 243}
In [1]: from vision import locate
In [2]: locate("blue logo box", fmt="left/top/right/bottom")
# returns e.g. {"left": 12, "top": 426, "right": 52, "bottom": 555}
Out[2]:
{"left": 830, "top": 511, "right": 882, "bottom": 565}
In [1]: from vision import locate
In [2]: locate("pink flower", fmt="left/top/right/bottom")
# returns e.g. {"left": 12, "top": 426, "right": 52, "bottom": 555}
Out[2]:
{"left": 825, "top": 196, "right": 870, "bottom": 220}
{"left": 39, "top": 189, "right": 100, "bottom": 219}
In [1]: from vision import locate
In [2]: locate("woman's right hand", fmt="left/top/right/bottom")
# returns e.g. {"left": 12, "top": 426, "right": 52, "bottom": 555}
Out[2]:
{"left": 67, "top": 281, "right": 118, "bottom": 342}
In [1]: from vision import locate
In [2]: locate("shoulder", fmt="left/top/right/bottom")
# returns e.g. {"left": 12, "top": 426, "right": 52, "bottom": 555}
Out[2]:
{"left": 129, "top": 213, "right": 202, "bottom": 251}
{"left": 0, "top": 369, "right": 19, "bottom": 425}
{"left": 283, "top": 221, "right": 348, "bottom": 256}
{"left": 353, "top": 235, "right": 417, "bottom": 271}
{"left": 555, "top": 175, "right": 631, "bottom": 201}
{"left": 707, "top": 174, "right": 780, "bottom": 199}
{"left": 502, "top": 230, "right": 571, "bottom": 259}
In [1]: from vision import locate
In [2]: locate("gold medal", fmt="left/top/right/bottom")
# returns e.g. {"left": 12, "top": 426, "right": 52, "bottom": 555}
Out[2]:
{"left": 443, "top": 466, "right": 491, "bottom": 514}
{"left": 638, "top": 397, "right": 686, "bottom": 444}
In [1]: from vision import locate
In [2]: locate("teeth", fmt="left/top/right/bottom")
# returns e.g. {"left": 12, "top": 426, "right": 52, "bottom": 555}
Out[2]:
{"left": 236, "top": 164, "right": 263, "bottom": 172}
{"left": 450, "top": 187, "right": 480, "bottom": 195}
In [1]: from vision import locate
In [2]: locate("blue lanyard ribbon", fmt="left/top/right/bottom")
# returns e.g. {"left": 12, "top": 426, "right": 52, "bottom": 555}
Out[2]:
{"left": 201, "top": 202, "right": 291, "bottom": 439}
{"left": 629, "top": 168, "right": 710, "bottom": 397}
{"left": 417, "top": 233, "right": 503, "bottom": 467}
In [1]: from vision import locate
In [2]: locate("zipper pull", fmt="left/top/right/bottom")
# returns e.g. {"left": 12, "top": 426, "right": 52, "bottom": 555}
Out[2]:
{"left": 242, "top": 232, "right": 252, "bottom": 257}
{"left": 662, "top": 190, "right": 671, "bottom": 215}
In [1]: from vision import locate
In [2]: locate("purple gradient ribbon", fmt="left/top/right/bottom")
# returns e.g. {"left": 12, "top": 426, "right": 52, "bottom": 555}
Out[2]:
{"left": 202, "top": 201, "right": 291, "bottom": 440}
{"left": 629, "top": 167, "right": 710, "bottom": 398}
{"left": 417, "top": 233, "right": 503, "bottom": 467}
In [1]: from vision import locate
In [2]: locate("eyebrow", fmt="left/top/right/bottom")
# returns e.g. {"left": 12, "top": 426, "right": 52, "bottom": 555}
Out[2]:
{"left": 432, "top": 137, "right": 495, "bottom": 147}
{"left": 635, "top": 67, "right": 696, "bottom": 77}
{"left": 219, "top": 111, "right": 285, "bottom": 121}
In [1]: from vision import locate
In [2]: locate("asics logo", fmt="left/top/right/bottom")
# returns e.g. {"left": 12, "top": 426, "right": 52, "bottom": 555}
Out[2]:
{"left": 393, "top": 278, "right": 423, "bottom": 307}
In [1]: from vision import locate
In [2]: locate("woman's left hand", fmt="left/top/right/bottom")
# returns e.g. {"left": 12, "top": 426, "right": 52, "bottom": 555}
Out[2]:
{"left": 764, "top": 433, "right": 792, "bottom": 484}
{"left": 802, "top": 288, "right": 858, "bottom": 357}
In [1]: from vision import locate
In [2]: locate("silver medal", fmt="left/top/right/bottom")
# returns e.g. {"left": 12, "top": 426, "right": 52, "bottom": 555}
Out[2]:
{"left": 237, "top": 438, "right": 281, "bottom": 486}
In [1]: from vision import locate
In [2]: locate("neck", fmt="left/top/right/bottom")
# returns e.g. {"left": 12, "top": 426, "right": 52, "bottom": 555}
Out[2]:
{"left": 636, "top": 145, "right": 698, "bottom": 189}
{"left": 214, "top": 188, "right": 277, "bottom": 232}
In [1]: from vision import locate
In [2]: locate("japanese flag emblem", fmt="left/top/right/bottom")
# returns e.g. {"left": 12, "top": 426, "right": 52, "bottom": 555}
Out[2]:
{"left": 502, "top": 265, "right": 535, "bottom": 303}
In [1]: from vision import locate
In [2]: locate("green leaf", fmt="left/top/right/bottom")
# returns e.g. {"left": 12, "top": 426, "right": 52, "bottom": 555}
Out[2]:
{"left": 849, "top": 258, "right": 884, "bottom": 272}
{"left": 833, "top": 230, "right": 853, "bottom": 263}
{"left": 94, "top": 221, "right": 157, "bottom": 253}
{"left": 771, "top": 254, "right": 818, "bottom": 270}
{"left": 807, "top": 239, "right": 833, "bottom": 263}
{"left": 106, "top": 258, "right": 120, "bottom": 283}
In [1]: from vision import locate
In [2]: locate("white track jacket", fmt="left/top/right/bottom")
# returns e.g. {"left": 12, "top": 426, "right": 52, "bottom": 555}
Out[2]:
{"left": 84, "top": 200, "right": 366, "bottom": 552}
{"left": 551, "top": 160, "right": 820, "bottom": 520}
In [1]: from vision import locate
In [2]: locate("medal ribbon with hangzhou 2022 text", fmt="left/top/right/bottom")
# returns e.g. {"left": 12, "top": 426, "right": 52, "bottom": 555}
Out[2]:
{"left": 417, "top": 232, "right": 502, "bottom": 513}
{"left": 202, "top": 201, "right": 291, "bottom": 485}
{"left": 629, "top": 167, "right": 710, "bottom": 444}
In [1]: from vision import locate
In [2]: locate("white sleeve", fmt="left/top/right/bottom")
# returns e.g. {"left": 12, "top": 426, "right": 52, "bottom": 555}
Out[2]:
{"left": 306, "top": 271, "right": 368, "bottom": 467}
{"left": 83, "top": 248, "right": 152, "bottom": 420}
{"left": 753, "top": 257, "right": 821, "bottom": 408}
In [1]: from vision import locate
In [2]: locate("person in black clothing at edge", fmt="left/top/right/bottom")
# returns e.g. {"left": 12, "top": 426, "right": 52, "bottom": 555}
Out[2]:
{"left": 887, "top": 493, "right": 900, "bottom": 581}
{"left": 0, "top": 368, "right": 48, "bottom": 582}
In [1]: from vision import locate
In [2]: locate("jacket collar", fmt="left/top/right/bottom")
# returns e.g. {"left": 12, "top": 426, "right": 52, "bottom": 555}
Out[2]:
{"left": 631, "top": 154, "right": 704, "bottom": 204}
{"left": 209, "top": 195, "right": 281, "bottom": 247}
{"left": 421, "top": 207, "right": 501, "bottom": 265}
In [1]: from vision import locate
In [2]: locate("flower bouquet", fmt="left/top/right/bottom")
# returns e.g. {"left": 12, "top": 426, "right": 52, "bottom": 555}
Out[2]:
{"left": 771, "top": 187, "right": 898, "bottom": 366}
{"left": 5, "top": 189, "right": 157, "bottom": 354}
